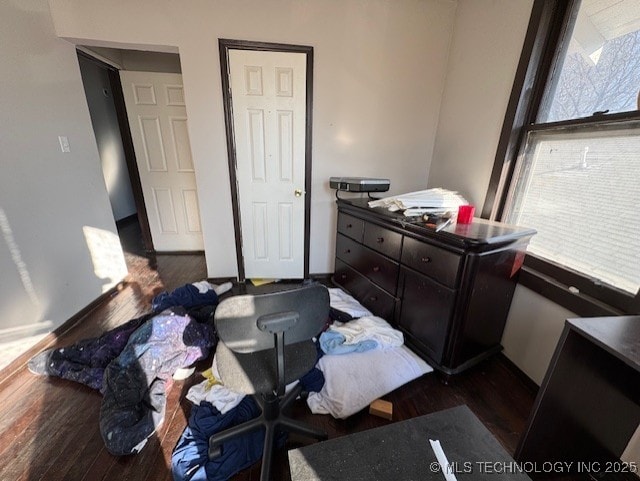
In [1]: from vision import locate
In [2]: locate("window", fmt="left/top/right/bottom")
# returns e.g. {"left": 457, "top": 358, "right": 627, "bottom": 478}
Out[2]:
{"left": 487, "top": 0, "right": 640, "bottom": 315}
{"left": 540, "top": 6, "right": 640, "bottom": 123}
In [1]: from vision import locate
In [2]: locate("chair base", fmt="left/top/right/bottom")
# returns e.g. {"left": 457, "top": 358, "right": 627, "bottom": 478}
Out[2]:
{"left": 208, "top": 383, "right": 327, "bottom": 481}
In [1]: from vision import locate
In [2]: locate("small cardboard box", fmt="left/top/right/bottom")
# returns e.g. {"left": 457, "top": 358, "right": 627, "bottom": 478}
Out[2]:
{"left": 369, "top": 399, "right": 393, "bottom": 420}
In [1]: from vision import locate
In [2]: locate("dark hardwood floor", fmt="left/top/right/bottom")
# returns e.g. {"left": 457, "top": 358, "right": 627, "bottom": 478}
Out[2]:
{"left": 0, "top": 240, "right": 538, "bottom": 481}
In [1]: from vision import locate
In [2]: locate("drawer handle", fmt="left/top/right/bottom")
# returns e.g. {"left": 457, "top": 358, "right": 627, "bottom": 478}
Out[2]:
{"left": 421, "top": 256, "right": 431, "bottom": 263}
{"left": 345, "top": 249, "right": 351, "bottom": 254}
{"left": 376, "top": 237, "right": 384, "bottom": 243}
{"left": 346, "top": 223, "right": 353, "bottom": 229}
{"left": 369, "top": 296, "right": 378, "bottom": 302}
{"left": 372, "top": 266, "right": 380, "bottom": 272}
{"left": 340, "top": 274, "right": 347, "bottom": 280}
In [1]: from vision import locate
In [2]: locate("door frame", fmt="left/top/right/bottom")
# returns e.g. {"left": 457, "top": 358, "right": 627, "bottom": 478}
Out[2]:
{"left": 108, "top": 67, "right": 155, "bottom": 253}
{"left": 219, "top": 38, "right": 314, "bottom": 281}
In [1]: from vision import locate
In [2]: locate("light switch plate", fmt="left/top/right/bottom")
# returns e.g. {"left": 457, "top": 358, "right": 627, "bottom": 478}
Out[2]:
{"left": 58, "top": 136, "right": 70, "bottom": 153}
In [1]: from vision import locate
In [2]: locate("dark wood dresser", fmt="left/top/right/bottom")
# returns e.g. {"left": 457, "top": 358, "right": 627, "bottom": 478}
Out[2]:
{"left": 332, "top": 198, "right": 536, "bottom": 374}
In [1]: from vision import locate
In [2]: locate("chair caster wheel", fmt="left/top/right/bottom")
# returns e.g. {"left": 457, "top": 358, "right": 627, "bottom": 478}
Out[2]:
{"left": 208, "top": 444, "right": 222, "bottom": 459}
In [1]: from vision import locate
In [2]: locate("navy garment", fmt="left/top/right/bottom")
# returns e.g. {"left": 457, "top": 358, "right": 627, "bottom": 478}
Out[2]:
{"left": 299, "top": 367, "right": 324, "bottom": 393}
{"left": 172, "top": 366, "right": 324, "bottom": 481}
{"left": 27, "top": 313, "right": 154, "bottom": 390}
{"left": 172, "top": 398, "right": 287, "bottom": 481}
{"left": 152, "top": 284, "right": 219, "bottom": 313}
{"left": 329, "top": 307, "right": 355, "bottom": 323}
{"left": 100, "top": 308, "right": 217, "bottom": 455}
{"left": 187, "top": 304, "right": 217, "bottom": 324}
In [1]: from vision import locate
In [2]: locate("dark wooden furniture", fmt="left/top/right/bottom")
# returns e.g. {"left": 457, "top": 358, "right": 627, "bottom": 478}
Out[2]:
{"left": 515, "top": 316, "right": 640, "bottom": 478}
{"left": 289, "top": 405, "right": 532, "bottom": 481}
{"left": 333, "top": 198, "right": 535, "bottom": 374}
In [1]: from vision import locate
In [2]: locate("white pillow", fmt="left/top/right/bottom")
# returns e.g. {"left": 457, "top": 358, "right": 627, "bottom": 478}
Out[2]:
{"left": 307, "top": 345, "right": 432, "bottom": 419}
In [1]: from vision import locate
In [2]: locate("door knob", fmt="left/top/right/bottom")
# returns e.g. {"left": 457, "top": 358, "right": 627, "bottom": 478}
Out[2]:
{"left": 294, "top": 189, "right": 303, "bottom": 197}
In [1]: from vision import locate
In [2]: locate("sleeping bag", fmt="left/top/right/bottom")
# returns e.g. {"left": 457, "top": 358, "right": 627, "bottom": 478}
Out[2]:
{"left": 100, "top": 308, "right": 216, "bottom": 455}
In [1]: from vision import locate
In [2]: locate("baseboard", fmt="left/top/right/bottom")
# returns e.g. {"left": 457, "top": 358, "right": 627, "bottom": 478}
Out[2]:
{"left": 154, "top": 250, "right": 206, "bottom": 256}
{"left": 309, "top": 273, "right": 332, "bottom": 281}
{"left": 207, "top": 277, "right": 237, "bottom": 285}
{"left": 0, "top": 282, "right": 124, "bottom": 388}
{"left": 496, "top": 353, "right": 539, "bottom": 395}
{"left": 204, "top": 274, "right": 331, "bottom": 285}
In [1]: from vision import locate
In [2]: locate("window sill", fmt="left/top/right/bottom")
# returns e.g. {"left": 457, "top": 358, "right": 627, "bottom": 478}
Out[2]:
{"left": 519, "top": 265, "right": 626, "bottom": 317}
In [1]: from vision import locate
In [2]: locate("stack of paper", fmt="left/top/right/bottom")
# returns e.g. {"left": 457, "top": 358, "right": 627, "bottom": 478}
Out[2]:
{"left": 368, "top": 188, "right": 467, "bottom": 216}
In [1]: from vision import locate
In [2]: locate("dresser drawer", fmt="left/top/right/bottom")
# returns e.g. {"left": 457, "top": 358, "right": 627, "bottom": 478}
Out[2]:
{"left": 335, "top": 233, "right": 362, "bottom": 268}
{"left": 363, "top": 222, "right": 402, "bottom": 260}
{"left": 337, "top": 212, "right": 364, "bottom": 242}
{"left": 401, "top": 236, "right": 461, "bottom": 288}
{"left": 336, "top": 234, "right": 399, "bottom": 295}
{"left": 397, "top": 267, "right": 456, "bottom": 364}
{"left": 333, "top": 259, "right": 396, "bottom": 321}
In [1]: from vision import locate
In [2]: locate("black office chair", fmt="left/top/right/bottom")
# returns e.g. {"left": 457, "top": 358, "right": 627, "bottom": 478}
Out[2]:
{"left": 208, "top": 284, "right": 329, "bottom": 481}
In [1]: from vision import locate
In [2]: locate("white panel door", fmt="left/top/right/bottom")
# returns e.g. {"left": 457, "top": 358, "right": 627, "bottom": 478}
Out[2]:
{"left": 120, "top": 71, "right": 203, "bottom": 251}
{"left": 229, "top": 50, "right": 307, "bottom": 279}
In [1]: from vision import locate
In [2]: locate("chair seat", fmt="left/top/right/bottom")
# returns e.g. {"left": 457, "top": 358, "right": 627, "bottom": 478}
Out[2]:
{"left": 216, "top": 340, "right": 318, "bottom": 395}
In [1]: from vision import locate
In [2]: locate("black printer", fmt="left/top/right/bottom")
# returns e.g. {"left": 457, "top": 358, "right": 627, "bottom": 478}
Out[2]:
{"left": 329, "top": 177, "right": 390, "bottom": 193}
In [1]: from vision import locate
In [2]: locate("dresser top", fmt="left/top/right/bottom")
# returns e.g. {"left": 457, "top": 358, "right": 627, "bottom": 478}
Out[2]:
{"left": 337, "top": 198, "right": 536, "bottom": 249}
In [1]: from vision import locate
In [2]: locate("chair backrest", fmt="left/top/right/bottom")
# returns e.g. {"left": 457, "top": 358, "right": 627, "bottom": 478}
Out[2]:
{"left": 214, "top": 284, "right": 329, "bottom": 353}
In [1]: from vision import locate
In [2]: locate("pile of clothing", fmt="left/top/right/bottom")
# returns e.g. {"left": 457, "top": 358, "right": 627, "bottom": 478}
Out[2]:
{"left": 306, "top": 288, "right": 432, "bottom": 420}
{"left": 28, "top": 281, "right": 226, "bottom": 455}
{"left": 171, "top": 357, "right": 325, "bottom": 481}
{"left": 28, "top": 279, "right": 328, "bottom": 480}
{"left": 170, "top": 286, "right": 411, "bottom": 480}
{"left": 29, "top": 281, "right": 429, "bottom": 481}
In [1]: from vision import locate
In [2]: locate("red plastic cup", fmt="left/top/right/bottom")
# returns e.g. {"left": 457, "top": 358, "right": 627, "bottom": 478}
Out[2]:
{"left": 457, "top": 205, "right": 475, "bottom": 224}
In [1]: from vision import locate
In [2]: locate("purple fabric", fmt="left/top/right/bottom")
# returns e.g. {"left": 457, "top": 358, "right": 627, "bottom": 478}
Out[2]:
{"left": 100, "top": 308, "right": 217, "bottom": 455}
{"left": 28, "top": 313, "right": 153, "bottom": 390}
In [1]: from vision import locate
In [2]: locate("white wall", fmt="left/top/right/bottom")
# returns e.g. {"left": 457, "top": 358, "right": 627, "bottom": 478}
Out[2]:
{"left": 0, "top": 0, "right": 127, "bottom": 366}
{"left": 78, "top": 54, "right": 137, "bottom": 221}
{"left": 424, "top": 0, "right": 577, "bottom": 385}
{"left": 502, "top": 285, "right": 576, "bottom": 384}
{"left": 428, "top": 0, "right": 533, "bottom": 209}
{"left": 48, "top": 0, "right": 458, "bottom": 276}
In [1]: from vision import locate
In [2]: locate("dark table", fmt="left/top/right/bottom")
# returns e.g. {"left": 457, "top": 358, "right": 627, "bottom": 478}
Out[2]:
{"left": 289, "top": 405, "right": 531, "bottom": 480}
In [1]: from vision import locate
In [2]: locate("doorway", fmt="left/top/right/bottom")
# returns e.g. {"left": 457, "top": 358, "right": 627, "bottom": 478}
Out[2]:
{"left": 77, "top": 50, "right": 153, "bottom": 261}
{"left": 77, "top": 47, "right": 203, "bottom": 268}
{"left": 219, "top": 39, "right": 314, "bottom": 281}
